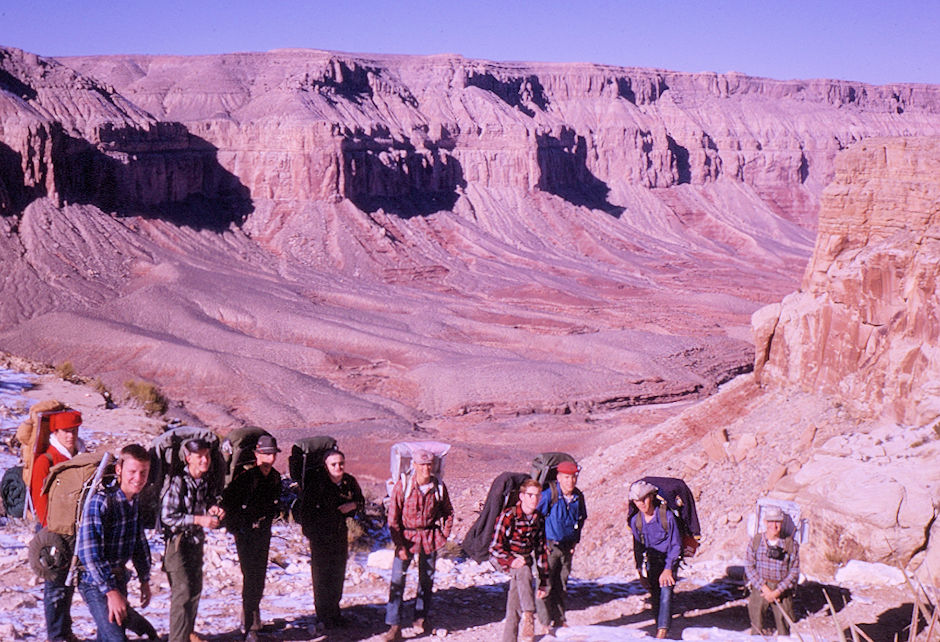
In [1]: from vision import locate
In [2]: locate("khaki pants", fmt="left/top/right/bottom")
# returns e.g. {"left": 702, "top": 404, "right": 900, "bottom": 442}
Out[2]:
{"left": 748, "top": 582, "right": 794, "bottom": 635}
{"left": 164, "top": 533, "right": 204, "bottom": 642}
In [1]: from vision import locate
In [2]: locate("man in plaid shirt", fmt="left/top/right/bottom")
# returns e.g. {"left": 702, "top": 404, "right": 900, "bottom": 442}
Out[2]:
{"left": 384, "top": 449, "right": 454, "bottom": 641}
{"left": 76, "top": 445, "right": 153, "bottom": 642}
{"left": 745, "top": 507, "right": 800, "bottom": 636}
{"left": 491, "top": 478, "right": 549, "bottom": 642}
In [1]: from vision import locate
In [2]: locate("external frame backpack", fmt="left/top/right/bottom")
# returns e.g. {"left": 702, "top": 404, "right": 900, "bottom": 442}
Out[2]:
{"left": 30, "top": 452, "right": 114, "bottom": 581}
{"left": 386, "top": 441, "right": 450, "bottom": 503}
{"left": 746, "top": 497, "right": 809, "bottom": 546}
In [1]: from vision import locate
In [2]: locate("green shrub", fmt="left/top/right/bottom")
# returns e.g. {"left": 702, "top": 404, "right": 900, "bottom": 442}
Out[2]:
{"left": 124, "top": 379, "right": 168, "bottom": 416}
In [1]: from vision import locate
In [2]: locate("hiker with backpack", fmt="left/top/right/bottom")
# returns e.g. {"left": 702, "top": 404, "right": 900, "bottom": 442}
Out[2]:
{"left": 384, "top": 448, "right": 454, "bottom": 642}
{"left": 29, "top": 409, "right": 84, "bottom": 642}
{"left": 629, "top": 479, "right": 681, "bottom": 639}
{"left": 745, "top": 506, "right": 800, "bottom": 636}
{"left": 297, "top": 448, "right": 364, "bottom": 630}
{"left": 160, "top": 437, "right": 226, "bottom": 642}
{"left": 220, "top": 434, "right": 283, "bottom": 642}
{"left": 76, "top": 444, "right": 153, "bottom": 642}
{"left": 536, "top": 459, "right": 587, "bottom": 633}
{"left": 490, "top": 478, "right": 549, "bottom": 642}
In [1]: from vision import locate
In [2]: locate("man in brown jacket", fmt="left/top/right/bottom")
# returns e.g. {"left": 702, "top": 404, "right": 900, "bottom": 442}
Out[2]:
{"left": 384, "top": 449, "right": 454, "bottom": 641}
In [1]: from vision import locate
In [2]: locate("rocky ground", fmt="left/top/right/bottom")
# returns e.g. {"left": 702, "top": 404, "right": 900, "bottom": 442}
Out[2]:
{"left": 0, "top": 367, "right": 933, "bottom": 641}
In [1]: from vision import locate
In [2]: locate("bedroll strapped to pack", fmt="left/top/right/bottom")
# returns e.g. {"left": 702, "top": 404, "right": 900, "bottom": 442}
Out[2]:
{"left": 746, "top": 497, "right": 809, "bottom": 545}
{"left": 15, "top": 400, "right": 68, "bottom": 519}
{"left": 141, "top": 426, "right": 224, "bottom": 529}
{"left": 222, "top": 425, "right": 273, "bottom": 486}
{"left": 628, "top": 476, "right": 702, "bottom": 559}
{"left": 385, "top": 441, "right": 450, "bottom": 506}
{"left": 460, "top": 471, "right": 530, "bottom": 563}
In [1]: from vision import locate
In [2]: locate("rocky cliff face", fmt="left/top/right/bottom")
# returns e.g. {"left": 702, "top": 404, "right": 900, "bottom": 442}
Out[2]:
{"left": 2, "top": 46, "right": 940, "bottom": 440}
{"left": 749, "top": 137, "right": 940, "bottom": 582}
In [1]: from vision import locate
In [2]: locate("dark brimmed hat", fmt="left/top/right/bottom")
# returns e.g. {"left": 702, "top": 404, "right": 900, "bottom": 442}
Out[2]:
{"left": 255, "top": 435, "right": 281, "bottom": 454}
{"left": 183, "top": 437, "right": 211, "bottom": 453}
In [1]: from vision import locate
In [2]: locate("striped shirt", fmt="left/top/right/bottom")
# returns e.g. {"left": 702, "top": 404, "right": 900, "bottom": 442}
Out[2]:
{"left": 76, "top": 486, "right": 150, "bottom": 594}
{"left": 490, "top": 502, "right": 549, "bottom": 585}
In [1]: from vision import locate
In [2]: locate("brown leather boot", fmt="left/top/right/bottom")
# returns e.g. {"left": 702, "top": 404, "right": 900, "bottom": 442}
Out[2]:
{"left": 521, "top": 611, "right": 536, "bottom": 641}
{"left": 385, "top": 624, "right": 403, "bottom": 641}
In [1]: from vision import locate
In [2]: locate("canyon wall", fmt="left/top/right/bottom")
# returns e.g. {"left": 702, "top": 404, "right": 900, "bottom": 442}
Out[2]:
{"left": 3, "top": 45, "right": 940, "bottom": 435}
{"left": 751, "top": 137, "right": 940, "bottom": 581}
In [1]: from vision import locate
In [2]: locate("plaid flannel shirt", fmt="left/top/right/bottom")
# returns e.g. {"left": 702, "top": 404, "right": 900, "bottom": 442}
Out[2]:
{"left": 745, "top": 534, "right": 800, "bottom": 593}
{"left": 490, "top": 502, "right": 549, "bottom": 586}
{"left": 76, "top": 486, "right": 150, "bottom": 594}
{"left": 387, "top": 475, "right": 454, "bottom": 555}
{"left": 161, "top": 469, "right": 213, "bottom": 540}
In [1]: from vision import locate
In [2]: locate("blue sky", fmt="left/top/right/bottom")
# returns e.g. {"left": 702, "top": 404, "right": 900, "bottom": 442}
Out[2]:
{"left": 2, "top": 0, "right": 938, "bottom": 85}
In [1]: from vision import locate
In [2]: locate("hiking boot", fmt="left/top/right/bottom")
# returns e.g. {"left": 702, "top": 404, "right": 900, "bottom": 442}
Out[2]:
{"left": 521, "top": 611, "right": 536, "bottom": 641}
{"left": 656, "top": 628, "right": 669, "bottom": 639}
{"left": 244, "top": 632, "right": 260, "bottom": 642}
{"left": 385, "top": 624, "right": 403, "bottom": 641}
{"left": 190, "top": 634, "right": 208, "bottom": 642}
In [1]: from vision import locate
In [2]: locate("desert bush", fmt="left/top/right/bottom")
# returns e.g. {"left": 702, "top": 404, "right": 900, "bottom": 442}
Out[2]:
{"left": 55, "top": 360, "right": 76, "bottom": 382}
{"left": 124, "top": 379, "right": 168, "bottom": 416}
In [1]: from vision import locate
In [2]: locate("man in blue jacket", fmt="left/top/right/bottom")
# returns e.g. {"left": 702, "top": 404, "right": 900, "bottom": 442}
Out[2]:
{"left": 629, "top": 480, "right": 681, "bottom": 639}
{"left": 535, "top": 460, "right": 587, "bottom": 632}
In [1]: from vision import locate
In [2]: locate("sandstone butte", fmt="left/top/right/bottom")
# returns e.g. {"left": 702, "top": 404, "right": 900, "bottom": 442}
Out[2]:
{"left": 1, "top": 47, "right": 940, "bottom": 585}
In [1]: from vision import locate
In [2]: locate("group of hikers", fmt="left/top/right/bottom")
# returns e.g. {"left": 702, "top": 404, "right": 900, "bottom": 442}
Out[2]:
{"left": 15, "top": 404, "right": 801, "bottom": 642}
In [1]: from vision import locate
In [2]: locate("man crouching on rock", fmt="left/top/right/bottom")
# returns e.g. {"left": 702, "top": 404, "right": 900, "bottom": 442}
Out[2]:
{"left": 491, "top": 478, "right": 549, "bottom": 642}
{"left": 384, "top": 449, "right": 454, "bottom": 641}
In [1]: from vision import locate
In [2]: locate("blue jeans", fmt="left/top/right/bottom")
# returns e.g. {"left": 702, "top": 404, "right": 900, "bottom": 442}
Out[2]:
{"left": 385, "top": 551, "right": 436, "bottom": 626}
{"left": 646, "top": 553, "right": 674, "bottom": 632}
{"left": 78, "top": 575, "right": 129, "bottom": 642}
{"left": 44, "top": 578, "right": 75, "bottom": 641}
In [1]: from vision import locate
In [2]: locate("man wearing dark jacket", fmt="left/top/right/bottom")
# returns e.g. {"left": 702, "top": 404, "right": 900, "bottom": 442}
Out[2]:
{"left": 221, "top": 435, "right": 283, "bottom": 642}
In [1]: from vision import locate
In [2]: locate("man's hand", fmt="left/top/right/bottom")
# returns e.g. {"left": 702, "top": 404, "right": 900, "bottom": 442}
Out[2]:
{"left": 140, "top": 580, "right": 152, "bottom": 608}
{"left": 338, "top": 501, "right": 357, "bottom": 515}
{"left": 106, "top": 589, "right": 128, "bottom": 625}
{"left": 536, "top": 588, "right": 548, "bottom": 599}
{"left": 397, "top": 547, "right": 411, "bottom": 561}
{"left": 760, "top": 584, "right": 778, "bottom": 602}
{"left": 659, "top": 568, "right": 676, "bottom": 587}
{"left": 510, "top": 556, "right": 526, "bottom": 569}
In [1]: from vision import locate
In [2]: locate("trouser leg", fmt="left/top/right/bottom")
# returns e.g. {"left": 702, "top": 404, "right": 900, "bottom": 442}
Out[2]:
{"left": 43, "top": 577, "right": 74, "bottom": 641}
{"left": 78, "top": 574, "right": 128, "bottom": 642}
{"left": 771, "top": 593, "right": 794, "bottom": 635}
{"left": 748, "top": 589, "right": 768, "bottom": 634}
{"left": 414, "top": 552, "right": 436, "bottom": 620}
{"left": 385, "top": 554, "right": 411, "bottom": 626}
{"left": 237, "top": 528, "right": 271, "bottom": 632}
{"left": 310, "top": 538, "right": 347, "bottom": 623}
{"left": 536, "top": 544, "right": 568, "bottom": 626}
{"left": 502, "top": 570, "right": 522, "bottom": 642}
{"left": 656, "top": 584, "right": 673, "bottom": 632}
{"left": 165, "top": 534, "right": 204, "bottom": 642}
